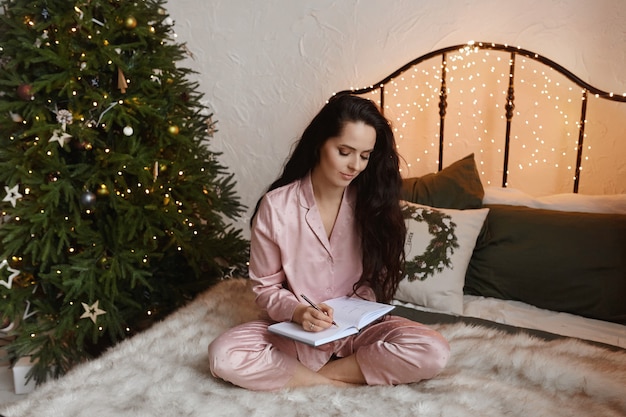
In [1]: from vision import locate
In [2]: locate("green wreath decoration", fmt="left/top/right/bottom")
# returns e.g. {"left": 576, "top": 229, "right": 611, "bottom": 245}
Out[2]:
{"left": 401, "top": 203, "right": 459, "bottom": 281}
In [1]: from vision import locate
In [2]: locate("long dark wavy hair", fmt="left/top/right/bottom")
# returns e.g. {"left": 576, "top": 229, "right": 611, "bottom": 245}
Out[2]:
{"left": 252, "top": 94, "right": 406, "bottom": 303}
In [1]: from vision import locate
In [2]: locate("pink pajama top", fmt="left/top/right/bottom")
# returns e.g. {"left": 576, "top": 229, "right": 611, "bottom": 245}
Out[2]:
{"left": 250, "top": 172, "right": 375, "bottom": 321}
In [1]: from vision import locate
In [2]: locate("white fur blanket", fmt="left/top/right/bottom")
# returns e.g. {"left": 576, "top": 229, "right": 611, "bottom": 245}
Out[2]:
{"left": 2, "top": 278, "right": 626, "bottom": 417}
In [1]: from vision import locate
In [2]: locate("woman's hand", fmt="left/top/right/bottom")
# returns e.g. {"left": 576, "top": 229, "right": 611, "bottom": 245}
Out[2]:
{"left": 292, "top": 303, "right": 335, "bottom": 332}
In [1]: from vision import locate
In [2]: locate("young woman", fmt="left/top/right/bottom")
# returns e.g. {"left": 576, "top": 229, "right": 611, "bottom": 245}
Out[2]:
{"left": 208, "top": 94, "right": 449, "bottom": 390}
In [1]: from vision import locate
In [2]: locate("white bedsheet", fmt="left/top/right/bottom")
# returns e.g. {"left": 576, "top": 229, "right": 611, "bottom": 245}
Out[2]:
{"left": 394, "top": 296, "right": 626, "bottom": 349}
{"left": 462, "top": 295, "right": 626, "bottom": 349}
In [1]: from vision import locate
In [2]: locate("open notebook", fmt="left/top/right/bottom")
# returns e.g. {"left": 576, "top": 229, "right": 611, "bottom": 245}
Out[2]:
{"left": 268, "top": 296, "right": 395, "bottom": 346}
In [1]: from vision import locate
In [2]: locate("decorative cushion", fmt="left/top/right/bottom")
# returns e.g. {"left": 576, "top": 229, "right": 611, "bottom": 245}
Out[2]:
{"left": 465, "top": 204, "right": 626, "bottom": 325}
{"left": 401, "top": 153, "right": 484, "bottom": 209}
{"left": 395, "top": 201, "right": 489, "bottom": 314}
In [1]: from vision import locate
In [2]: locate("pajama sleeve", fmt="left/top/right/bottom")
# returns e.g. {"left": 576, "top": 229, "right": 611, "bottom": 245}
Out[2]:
{"left": 249, "top": 196, "right": 300, "bottom": 323}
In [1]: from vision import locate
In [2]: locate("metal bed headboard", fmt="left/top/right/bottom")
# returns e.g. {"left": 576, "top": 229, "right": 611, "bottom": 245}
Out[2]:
{"left": 335, "top": 42, "right": 626, "bottom": 194}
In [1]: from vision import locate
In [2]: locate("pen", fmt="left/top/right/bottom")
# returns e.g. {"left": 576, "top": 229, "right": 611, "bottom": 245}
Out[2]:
{"left": 300, "top": 294, "right": 338, "bottom": 327}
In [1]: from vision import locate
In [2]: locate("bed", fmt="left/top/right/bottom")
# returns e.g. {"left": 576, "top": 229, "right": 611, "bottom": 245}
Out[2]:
{"left": 2, "top": 41, "right": 626, "bottom": 417}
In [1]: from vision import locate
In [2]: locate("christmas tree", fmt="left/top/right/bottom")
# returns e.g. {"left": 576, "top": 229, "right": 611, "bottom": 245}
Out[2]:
{"left": 0, "top": 0, "right": 249, "bottom": 383}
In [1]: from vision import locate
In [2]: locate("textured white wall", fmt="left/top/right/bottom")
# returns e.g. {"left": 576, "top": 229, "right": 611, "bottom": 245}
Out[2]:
{"left": 167, "top": 0, "right": 626, "bottom": 236}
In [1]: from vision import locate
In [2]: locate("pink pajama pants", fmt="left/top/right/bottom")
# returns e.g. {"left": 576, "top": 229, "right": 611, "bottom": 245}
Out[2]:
{"left": 208, "top": 315, "right": 450, "bottom": 391}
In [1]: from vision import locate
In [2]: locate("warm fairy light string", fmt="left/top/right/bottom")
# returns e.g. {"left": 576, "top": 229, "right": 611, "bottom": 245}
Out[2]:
{"left": 348, "top": 44, "right": 626, "bottom": 192}
{"left": 386, "top": 51, "right": 586, "bottom": 185}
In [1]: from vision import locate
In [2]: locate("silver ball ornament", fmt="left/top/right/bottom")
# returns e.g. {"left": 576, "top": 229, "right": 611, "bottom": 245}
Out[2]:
{"left": 80, "top": 191, "right": 97, "bottom": 207}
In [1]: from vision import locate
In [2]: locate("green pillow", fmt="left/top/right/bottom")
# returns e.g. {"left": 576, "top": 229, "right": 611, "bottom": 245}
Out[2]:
{"left": 401, "top": 154, "right": 484, "bottom": 209}
{"left": 465, "top": 204, "right": 626, "bottom": 325}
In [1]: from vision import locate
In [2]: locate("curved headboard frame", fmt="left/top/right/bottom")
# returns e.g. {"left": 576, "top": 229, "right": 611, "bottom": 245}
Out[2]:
{"left": 335, "top": 41, "right": 626, "bottom": 193}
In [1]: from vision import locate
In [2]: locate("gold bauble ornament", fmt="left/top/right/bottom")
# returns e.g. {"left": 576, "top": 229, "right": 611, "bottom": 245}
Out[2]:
{"left": 98, "top": 256, "right": 110, "bottom": 269}
{"left": 14, "top": 272, "right": 34, "bottom": 288}
{"left": 10, "top": 256, "right": 23, "bottom": 268}
{"left": 97, "top": 184, "right": 110, "bottom": 196}
{"left": 168, "top": 125, "right": 179, "bottom": 135}
{"left": 124, "top": 16, "right": 137, "bottom": 29}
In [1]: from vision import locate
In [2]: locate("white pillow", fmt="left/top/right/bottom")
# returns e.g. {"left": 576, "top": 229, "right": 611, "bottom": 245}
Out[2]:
{"left": 395, "top": 201, "right": 489, "bottom": 314}
{"left": 483, "top": 186, "right": 626, "bottom": 214}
